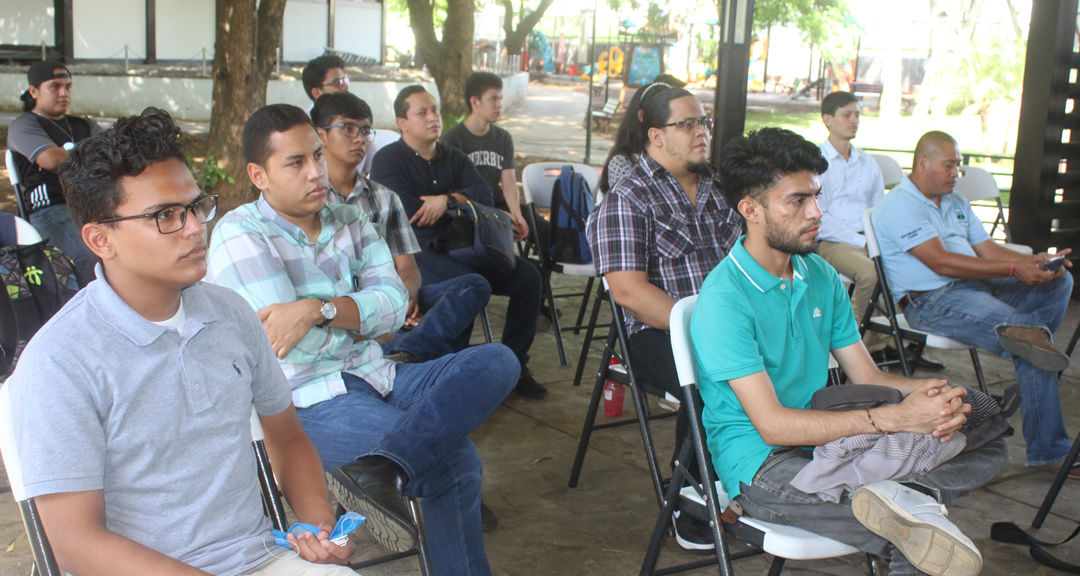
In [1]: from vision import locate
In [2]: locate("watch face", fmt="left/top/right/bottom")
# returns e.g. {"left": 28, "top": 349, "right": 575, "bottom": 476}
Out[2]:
{"left": 322, "top": 300, "right": 337, "bottom": 320}
{"left": 446, "top": 195, "right": 458, "bottom": 210}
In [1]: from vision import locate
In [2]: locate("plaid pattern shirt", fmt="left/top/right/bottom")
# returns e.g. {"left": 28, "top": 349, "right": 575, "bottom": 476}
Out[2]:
{"left": 329, "top": 174, "right": 422, "bottom": 257}
{"left": 206, "top": 197, "right": 408, "bottom": 408}
{"left": 587, "top": 154, "right": 742, "bottom": 336}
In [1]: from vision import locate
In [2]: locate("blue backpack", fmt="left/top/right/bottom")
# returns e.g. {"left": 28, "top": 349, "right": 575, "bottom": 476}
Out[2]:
{"left": 547, "top": 165, "right": 595, "bottom": 264}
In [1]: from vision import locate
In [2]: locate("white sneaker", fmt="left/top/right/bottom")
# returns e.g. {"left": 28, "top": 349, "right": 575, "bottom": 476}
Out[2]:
{"left": 852, "top": 481, "right": 982, "bottom": 576}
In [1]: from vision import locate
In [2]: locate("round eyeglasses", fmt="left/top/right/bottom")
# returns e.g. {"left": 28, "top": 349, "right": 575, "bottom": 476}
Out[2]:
{"left": 98, "top": 195, "right": 218, "bottom": 234}
{"left": 321, "top": 122, "right": 376, "bottom": 142}
{"left": 320, "top": 76, "right": 349, "bottom": 88}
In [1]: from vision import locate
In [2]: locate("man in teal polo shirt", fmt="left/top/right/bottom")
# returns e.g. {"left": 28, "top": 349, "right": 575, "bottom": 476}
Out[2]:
{"left": 695, "top": 128, "right": 1008, "bottom": 576}
{"left": 872, "top": 130, "right": 1073, "bottom": 472}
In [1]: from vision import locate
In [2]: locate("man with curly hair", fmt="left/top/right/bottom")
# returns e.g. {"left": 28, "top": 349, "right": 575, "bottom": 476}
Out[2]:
{"left": 6, "top": 107, "right": 358, "bottom": 575}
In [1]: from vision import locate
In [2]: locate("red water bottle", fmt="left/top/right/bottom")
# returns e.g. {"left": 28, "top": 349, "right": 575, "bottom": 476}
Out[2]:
{"left": 603, "top": 358, "right": 625, "bottom": 417}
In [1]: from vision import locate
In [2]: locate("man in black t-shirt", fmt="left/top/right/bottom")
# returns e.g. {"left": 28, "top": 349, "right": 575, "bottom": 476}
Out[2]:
{"left": 7, "top": 61, "right": 100, "bottom": 281}
{"left": 440, "top": 72, "right": 529, "bottom": 242}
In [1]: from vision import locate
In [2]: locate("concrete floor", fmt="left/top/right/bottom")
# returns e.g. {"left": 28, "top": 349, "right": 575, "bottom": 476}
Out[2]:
{"left": 1, "top": 83, "right": 1079, "bottom": 575}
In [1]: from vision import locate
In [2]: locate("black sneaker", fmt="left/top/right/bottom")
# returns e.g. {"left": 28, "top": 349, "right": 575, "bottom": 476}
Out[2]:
{"left": 672, "top": 510, "right": 715, "bottom": 552}
{"left": 516, "top": 367, "right": 548, "bottom": 399}
{"left": 481, "top": 500, "right": 499, "bottom": 531}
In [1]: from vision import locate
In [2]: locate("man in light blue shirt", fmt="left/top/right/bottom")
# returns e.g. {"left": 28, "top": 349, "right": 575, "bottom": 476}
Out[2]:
{"left": 697, "top": 127, "right": 1007, "bottom": 576}
{"left": 872, "top": 130, "right": 1073, "bottom": 470}
{"left": 207, "top": 104, "right": 518, "bottom": 576}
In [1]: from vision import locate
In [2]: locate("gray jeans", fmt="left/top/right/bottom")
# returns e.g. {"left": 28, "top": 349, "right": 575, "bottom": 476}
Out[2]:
{"left": 733, "top": 438, "right": 1009, "bottom": 575}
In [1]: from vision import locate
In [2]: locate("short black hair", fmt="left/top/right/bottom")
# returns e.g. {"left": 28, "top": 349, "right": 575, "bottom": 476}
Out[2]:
{"left": 59, "top": 107, "right": 187, "bottom": 230}
{"left": 311, "top": 92, "right": 373, "bottom": 127}
{"left": 394, "top": 85, "right": 430, "bottom": 118}
{"left": 302, "top": 55, "right": 347, "bottom": 101}
{"left": 718, "top": 127, "right": 828, "bottom": 208}
{"left": 821, "top": 92, "right": 858, "bottom": 117}
{"left": 464, "top": 72, "right": 502, "bottom": 112}
{"left": 243, "top": 104, "right": 314, "bottom": 166}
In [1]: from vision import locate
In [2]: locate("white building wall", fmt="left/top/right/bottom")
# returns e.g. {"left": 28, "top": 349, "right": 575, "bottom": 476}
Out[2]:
{"left": 73, "top": 0, "right": 145, "bottom": 59}
{"left": 156, "top": 0, "right": 216, "bottom": 60}
{"left": 283, "top": 0, "right": 329, "bottom": 62}
{"left": 333, "top": 1, "right": 381, "bottom": 61}
{"left": 0, "top": 0, "right": 55, "bottom": 45}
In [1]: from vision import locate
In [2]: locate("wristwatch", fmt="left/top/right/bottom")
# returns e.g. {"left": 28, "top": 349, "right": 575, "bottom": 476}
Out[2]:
{"left": 316, "top": 298, "right": 337, "bottom": 328}
{"left": 445, "top": 193, "right": 459, "bottom": 211}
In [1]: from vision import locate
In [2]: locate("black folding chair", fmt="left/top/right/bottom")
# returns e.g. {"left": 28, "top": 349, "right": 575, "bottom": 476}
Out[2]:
{"left": 567, "top": 278, "right": 676, "bottom": 512}
{"left": 5, "top": 150, "right": 28, "bottom": 220}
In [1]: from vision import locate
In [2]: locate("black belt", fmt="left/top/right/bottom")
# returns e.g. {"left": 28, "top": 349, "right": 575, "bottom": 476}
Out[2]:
{"left": 897, "top": 290, "right": 927, "bottom": 310}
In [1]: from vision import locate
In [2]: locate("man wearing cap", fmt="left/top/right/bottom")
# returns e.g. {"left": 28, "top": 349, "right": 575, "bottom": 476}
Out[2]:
{"left": 7, "top": 61, "right": 100, "bottom": 281}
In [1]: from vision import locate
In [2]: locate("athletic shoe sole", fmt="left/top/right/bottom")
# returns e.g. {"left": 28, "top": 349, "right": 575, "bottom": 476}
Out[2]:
{"left": 998, "top": 329, "right": 1070, "bottom": 372}
{"left": 852, "top": 485, "right": 981, "bottom": 576}
{"left": 325, "top": 469, "right": 418, "bottom": 553}
{"left": 672, "top": 517, "right": 716, "bottom": 552}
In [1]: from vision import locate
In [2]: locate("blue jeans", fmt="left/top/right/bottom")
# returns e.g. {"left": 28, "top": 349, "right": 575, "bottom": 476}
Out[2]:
{"left": 295, "top": 344, "right": 518, "bottom": 576}
{"left": 414, "top": 251, "right": 542, "bottom": 366}
{"left": 903, "top": 273, "right": 1074, "bottom": 465}
{"left": 29, "top": 204, "right": 96, "bottom": 283}
{"left": 385, "top": 274, "right": 491, "bottom": 361}
{"left": 735, "top": 439, "right": 1009, "bottom": 576}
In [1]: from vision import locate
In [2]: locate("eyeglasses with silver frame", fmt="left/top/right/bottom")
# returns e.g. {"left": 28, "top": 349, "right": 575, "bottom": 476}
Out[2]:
{"left": 660, "top": 116, "right": 714, "bottom": 133}
{"left": 321, "top": 122, "right": 376, "bottom": 142}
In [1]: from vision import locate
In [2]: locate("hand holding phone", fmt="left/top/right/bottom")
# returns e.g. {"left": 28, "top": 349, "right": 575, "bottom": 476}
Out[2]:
{"left": 1040, "top": 254, "right": 1066, "bottom": 271}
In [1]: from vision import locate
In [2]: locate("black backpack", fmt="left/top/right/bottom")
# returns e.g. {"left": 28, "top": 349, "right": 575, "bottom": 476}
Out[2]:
{"left": 547, "top": 165, "right": 595, "bottom": 264}
{"left": 0, "top": 213, "right": 82, "bottom": 377}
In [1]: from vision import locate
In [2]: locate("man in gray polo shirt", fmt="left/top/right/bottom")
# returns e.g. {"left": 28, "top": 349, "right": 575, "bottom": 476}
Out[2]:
{"left": 7, "top": 108, "right": 357, "bottom": 575}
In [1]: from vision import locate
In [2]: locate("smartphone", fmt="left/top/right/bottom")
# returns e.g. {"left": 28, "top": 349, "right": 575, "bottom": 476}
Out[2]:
{"left": 1041, "top": 254, "right": 1067, "bottom": 271}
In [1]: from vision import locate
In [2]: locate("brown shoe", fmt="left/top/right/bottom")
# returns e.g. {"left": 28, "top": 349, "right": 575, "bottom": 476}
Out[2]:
{"left": 1045, "top": 460, "right": 1080, "bottom": 479}
{"left": 996, "top": 326, "right": 1070, "bottom": 372}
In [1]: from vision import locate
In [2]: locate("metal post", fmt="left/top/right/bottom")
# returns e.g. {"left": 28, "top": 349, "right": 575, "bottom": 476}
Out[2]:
{"left": 202, "top": 48, "right": 207, "bottom": 76}
{"left": 710, "top": 0, "right": 756, "bottom": 162}
{"left": 41, "top": 41, "right": 46, "bottom": 60}
{"left": 124, "top": 44, "right": 130, "bottom": 71}
{"left": 584, "top": 0, "right": 598, "bottom": 164}
{"left": 275, "top": 47, "right": 281, "bottom": 77}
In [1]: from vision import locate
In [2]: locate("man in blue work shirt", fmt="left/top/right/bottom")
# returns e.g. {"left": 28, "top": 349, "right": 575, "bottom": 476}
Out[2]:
{"left": 872, "top": 130, "right": 1073, "bottom": 472}
{"left": 371, "top": 85, "right": 546, "bottom": 398}
{"left": 695, "top": 128, "right": 1008, "bottom": 576}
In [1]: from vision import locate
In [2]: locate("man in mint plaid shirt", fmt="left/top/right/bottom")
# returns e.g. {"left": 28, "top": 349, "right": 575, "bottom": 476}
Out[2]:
{"left": 207, "top": 104, "right": 517, "bottom": 576}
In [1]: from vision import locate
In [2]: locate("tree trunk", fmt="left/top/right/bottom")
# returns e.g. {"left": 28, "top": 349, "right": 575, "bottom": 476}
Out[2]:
{"left": 502, "top": 0, "right": 557, "bottom": 57}
{"left": 407, "top": 0, "right": 475, "bottom": 119}
{"left": 205, "top": 0, "right": 287, "bottom": 214}
{"left": 207, "top": 0, "right": 257, "bottom": 213}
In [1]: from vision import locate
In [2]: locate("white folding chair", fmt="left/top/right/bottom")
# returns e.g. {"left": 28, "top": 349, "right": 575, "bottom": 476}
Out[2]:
{"left": 640, "top": 296, "right": 865, "bottom": 576}
{"left": 954, "top": 165, "right": 1031, "bottom": 254}
{"left": 860, "top": 209, "right": 988, "bottom": 391}
{"left": 869, "top": 154, "right": 903, "bottom": 189}
{"left": 521, "top": 162, "right": 602, "bottom": 365}
{"left": 14, "top": 216, "right": 42, "bottom": 245}
{"left": 5, "top": 150, "right": 28, "bottom": 220}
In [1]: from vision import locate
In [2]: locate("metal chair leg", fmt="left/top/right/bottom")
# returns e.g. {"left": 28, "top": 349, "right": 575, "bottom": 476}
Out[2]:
{"left": 1033, "top": 428, "right": 1080, "bottom": 528}
{"left": 409, "top": 497, "right": 434, "bottom": 576}
{"left": 480, "top": 309, "right": 493, "bottom": 344}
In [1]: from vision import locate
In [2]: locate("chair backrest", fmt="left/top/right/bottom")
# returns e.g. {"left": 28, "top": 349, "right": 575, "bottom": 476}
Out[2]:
{"left": 955, "top": 165, "right": 1001, "bottom": 202}
{"left": 602, "top": 98, "right": 619, "bottom": 114}
{"left": 521, "top": 162, "right": 600, "bottom": 208}
{"left": 669, "top": 295, "right": 699, "bottom": 389}
{"left": 14, "top": 216, "right": 42, "bottom": 245}
{"left": 5, "top": 150, "right": 20, "bottom": 189}
{"left": 862, "top": 207, "right": 881, "bottom": 259}
{"left": 371, "top": 128, "right": 401, "bottom": 150}
{"left": 869, "top": 153, "right": 904, "bottom": 188}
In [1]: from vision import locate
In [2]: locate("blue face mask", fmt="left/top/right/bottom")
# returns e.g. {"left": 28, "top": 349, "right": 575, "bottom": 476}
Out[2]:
{"left": 271, "top": 511, "right": 366, "bottom": 548}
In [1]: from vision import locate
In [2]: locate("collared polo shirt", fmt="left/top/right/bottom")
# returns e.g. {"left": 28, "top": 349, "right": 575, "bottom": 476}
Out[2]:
{"left": 691, "top": 237, "right": 861, "bottom": 498}
{"left": 329, "top": 173, "right": 422, "bottom": 257}
{"left": 818, "top": 140, "right": 884, "bottom": 247}
{"left": 9, "top": 269, "right": 293, "bottom": 574}
{"left": 206, "top": 197, "right": 408, "bottom": 408}
{"left": 871, "top": 175, "right": 991, "bottom": 299}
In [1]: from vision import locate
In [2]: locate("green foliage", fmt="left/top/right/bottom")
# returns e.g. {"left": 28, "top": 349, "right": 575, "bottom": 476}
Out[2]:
{"left": 933, "top": 38, "right": 1026, "bottom": 116}
{"left": 187, "top": 152, "right": 235, "bottom": 192}
{"left": 753, "top": 0, "right": 857, "bottom": 60}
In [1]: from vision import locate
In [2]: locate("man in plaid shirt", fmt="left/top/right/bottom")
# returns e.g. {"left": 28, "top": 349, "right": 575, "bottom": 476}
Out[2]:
{"left": 207, "top": 104, "right": 518, "bottom": 576}
{"left": 586, "top": 82, "right": 741, "bottom": 550}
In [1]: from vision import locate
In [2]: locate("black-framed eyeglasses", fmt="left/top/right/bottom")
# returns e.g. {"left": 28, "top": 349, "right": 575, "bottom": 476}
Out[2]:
{"left": 661, "top": 116, "right": 714, "bottom": 133}
{"left": 98, "top": 195, "right": 218, "bottom": 234}
{"left": 321, "top": 122, "right": 376, "bottom": 142}
{"left": 321, "top": 76, "right": 349, "bottom": 88}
